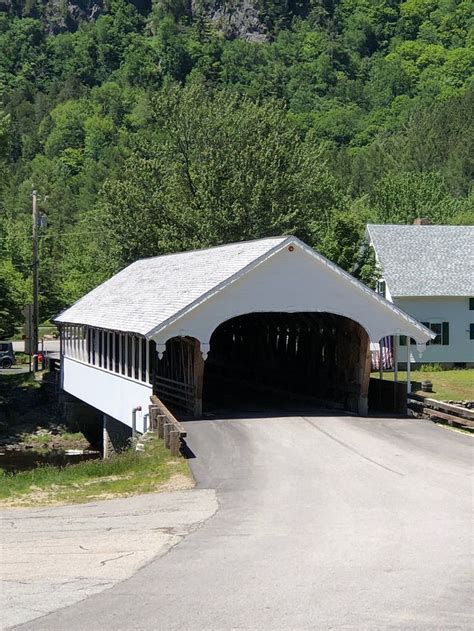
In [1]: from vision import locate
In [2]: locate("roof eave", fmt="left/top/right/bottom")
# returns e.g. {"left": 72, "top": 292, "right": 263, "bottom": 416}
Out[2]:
{"left": 292, "top": 238, "right": 435, "bottom": 341}
{"left": 145, "top": 236, "right": 294, "bottom": 339}
{"left": 148, "top": 235, "right": 434, "bottom": 343}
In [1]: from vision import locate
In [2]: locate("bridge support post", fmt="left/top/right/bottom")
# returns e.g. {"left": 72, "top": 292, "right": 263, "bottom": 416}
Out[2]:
{"left": 357, "top": 332, "right": 372, "bottom": 416}
{"left": 193, "top": 339, "right": 205, "bottom": 418}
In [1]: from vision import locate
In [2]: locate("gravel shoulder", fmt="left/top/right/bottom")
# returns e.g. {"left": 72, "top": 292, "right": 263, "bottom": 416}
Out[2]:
{"left": 0, "top": 488, "right": 218, "bottom": 628}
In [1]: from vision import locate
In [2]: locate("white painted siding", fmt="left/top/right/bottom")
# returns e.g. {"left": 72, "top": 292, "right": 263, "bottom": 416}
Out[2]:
{"left": 393, "top": 296, "right": 474, "bottom": 364}
{"left": 154, "top": 246, "right": 432, "bottom": 352}
{"left": 62, "top": 356, "right": 151, "bottom": 432}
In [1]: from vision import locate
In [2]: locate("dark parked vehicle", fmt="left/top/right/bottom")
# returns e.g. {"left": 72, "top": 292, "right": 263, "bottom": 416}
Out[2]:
{"left": 0, "top": 342, "right": 16, "bottom": 368}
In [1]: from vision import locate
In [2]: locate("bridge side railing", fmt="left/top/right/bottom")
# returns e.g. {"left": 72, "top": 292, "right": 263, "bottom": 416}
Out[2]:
{"left": 149, "top": 394, "right": 187, "bottom": 456}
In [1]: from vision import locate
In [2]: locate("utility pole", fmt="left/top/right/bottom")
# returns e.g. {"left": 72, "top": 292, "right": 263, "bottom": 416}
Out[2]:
{"left": 32, "top": 189, "right": 39, "bottom": 371}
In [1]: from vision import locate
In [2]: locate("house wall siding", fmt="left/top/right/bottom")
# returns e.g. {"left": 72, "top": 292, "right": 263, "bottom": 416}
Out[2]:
{"left": 393, "top": 296, "right": 474, "bottom": 364}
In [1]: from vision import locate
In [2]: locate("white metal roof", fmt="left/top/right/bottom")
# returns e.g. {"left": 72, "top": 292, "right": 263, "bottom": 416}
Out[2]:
{"left": 367, "top": 224, "right": 474, "bottom": 297}
{"left": 55, "top": 237, "right": 289, "bottom": 335}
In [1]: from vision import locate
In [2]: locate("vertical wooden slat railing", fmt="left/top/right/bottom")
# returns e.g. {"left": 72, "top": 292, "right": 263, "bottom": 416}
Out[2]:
{"left": 149, "top": 394, "right": 187, "bottom": 457}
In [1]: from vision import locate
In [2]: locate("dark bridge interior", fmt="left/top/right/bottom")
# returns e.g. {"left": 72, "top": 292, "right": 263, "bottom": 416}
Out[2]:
{"left": 202, "top": 312, "right": 370, "bottom": 414}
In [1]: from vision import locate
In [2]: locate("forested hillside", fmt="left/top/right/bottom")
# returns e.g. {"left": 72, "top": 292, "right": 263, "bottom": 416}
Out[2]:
{"left": 0, "top": 0, "right": 473, "bottom": 336}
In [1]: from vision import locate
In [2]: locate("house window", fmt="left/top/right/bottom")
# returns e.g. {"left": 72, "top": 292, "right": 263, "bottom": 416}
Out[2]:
{"left": 420, "top": 321, "right": 449, "bottom": 346}
{"left": 376, "top": 280, "right": 386, "bottom": 297}
{"left": 470, "top": 298, "right": 474, "bottom": 310}
{"left": 470, "top": 323, "right": 474, "bottom": 340}
{"left": 399, "top": 322, "right": 449, "bottom": 346}
{"left": 430, "top": 323, "right": 443, "bottom": 345}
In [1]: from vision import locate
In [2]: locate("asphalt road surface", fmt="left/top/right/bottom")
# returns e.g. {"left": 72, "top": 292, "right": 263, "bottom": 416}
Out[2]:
{"left": 15, "top": 412, "right": 473, "bottom": 630}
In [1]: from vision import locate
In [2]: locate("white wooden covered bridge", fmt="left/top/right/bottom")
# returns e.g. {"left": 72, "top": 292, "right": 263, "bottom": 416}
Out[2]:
{"left": 55, "top": 236, "right": 433, "bottom": 434}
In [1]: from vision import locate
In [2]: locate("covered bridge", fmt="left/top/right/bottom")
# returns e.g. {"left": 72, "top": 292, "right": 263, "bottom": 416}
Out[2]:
{"left": 55, "top": 236, "right": 433, "bottom": 433}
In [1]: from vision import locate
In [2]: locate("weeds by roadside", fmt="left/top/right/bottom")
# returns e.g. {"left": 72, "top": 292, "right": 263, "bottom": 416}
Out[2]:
{"left": 0, "top": 435, "right": 192, "bottom": 506}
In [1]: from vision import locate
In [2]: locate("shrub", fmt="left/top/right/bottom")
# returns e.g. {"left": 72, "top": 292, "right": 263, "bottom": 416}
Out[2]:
{"left": 419, "top": 363, "right": 443, "bottom": 372}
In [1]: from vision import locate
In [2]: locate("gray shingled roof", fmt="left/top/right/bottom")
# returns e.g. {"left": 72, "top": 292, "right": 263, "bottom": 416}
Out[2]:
{"left": 367, "top": 224, "right": 474, "bottom": 297}
{"left": 55, "top": 237, "right": 290, "bottom": 335}
{"left": 56, "top": 235, "right": 435, "bottom": 341}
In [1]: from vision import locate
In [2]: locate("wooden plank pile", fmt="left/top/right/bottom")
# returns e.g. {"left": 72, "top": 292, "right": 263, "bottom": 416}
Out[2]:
{"left": 408, "top": 393, "right": 474, "bottom": 430}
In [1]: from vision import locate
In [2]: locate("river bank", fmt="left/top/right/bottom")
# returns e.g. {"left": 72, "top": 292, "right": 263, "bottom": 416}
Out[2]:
{"left": 0, "top": 371, "right": 99, "bottom": 473}
{"left": 0, "top": 371, "right": 192, "bottom": 507}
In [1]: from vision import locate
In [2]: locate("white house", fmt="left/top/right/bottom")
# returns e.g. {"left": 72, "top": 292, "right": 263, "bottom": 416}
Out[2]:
{"left": 55, "top": 235, "right": 434, "bottom": 436}
{"left": 367, "top": 223, "right": 474, "bottom": 368}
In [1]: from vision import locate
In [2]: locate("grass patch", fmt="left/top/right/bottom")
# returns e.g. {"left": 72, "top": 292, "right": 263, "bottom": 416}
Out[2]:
{"left": 0, "top": 371, "right": 37, "bottom": 388}
{"left": 17, "top": 431, "right": 88, "bottom": 451}
{"left": 14, "top": 352, "right": 31, "bottom": 365}
{"left": 0, "top": 372, "right": 39, "bottom": 406}
{"left": 373, "top": 369, "right": 474, "bottom": 401}
{"left": 0, "top": 435, "right": 192, "bottom": 507}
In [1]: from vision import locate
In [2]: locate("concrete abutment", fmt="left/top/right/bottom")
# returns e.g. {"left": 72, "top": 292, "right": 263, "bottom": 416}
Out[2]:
{"left": 102, "top": 414, "right": 133, "bottom": 459}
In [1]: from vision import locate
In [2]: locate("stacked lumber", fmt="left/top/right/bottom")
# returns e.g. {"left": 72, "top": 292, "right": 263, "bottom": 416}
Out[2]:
{"left": 408, "top": 393, "right": 474, "bottom": 430}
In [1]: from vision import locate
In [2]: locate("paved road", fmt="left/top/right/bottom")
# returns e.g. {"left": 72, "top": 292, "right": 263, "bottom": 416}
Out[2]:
{"left": 11, "top": 340, "right": 60, "bottom": 354}
{"left": 14, "top": 413, "right": 473, "bottom": 630}
{"left": 0, "top": 366, "right": 30, "bottom": 375}
{"left": 2, "top": 489, "right": 217, "bottom": 628}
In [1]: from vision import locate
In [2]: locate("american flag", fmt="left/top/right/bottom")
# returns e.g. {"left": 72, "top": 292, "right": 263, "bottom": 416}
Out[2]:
{"left": 371, "top": 336, "right": 393, "bottom": 371}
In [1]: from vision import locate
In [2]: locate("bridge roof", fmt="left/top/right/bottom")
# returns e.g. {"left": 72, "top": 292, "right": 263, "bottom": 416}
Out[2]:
{"left": 55, "top": 237, "right": 289, "bottom": 336}
{"left": 55, "top": 235, "right": 433, "bottom": 345}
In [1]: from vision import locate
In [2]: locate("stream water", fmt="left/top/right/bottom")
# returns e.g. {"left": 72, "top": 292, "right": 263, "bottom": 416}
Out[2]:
{"left": 0, "top": 449, "right": 101, "bottom": 473}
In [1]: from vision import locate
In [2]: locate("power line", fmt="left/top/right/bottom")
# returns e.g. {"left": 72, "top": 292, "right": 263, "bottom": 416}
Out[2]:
{"left": 0, "top": 230, "right": 107, "bottom": 241}
{"left": 41, "top": 230, "right": 104, "bottom": 238}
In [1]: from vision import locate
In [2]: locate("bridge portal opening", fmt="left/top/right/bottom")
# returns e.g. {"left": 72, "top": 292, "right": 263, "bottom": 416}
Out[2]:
{"left": 203, "top": 312, "right": 370, "bottom": 415}
{"left": 152, "top": 313, "right": 371, "bottom": 417}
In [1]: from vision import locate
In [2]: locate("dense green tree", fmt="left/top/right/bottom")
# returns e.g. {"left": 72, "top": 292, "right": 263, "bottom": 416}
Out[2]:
{"left": 0, "top": 0, "right": 472, "bottom": 331}
{"left": 99, "top": 84, "right": 345, "bottom": 269}
{"left": 0, "top": 258, "right": 29, "bottom": 338}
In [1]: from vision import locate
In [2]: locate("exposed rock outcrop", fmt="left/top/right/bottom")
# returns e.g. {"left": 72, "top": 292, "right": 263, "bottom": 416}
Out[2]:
{"left": 0, "top": 1, "right": 152, "bottom": 34}
{"left": 191, "top": 0, "right": 267, "bottom": 42}
{"left": 1, "top": 0, "right": 268, "bottom": 40}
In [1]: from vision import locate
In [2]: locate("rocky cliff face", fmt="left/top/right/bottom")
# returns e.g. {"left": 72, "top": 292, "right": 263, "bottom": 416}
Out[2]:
{"left": 43, "top": 1, "right": 107, "bottom": 33}
{"left": 191, "top": 1, "right": 267, "bottom": 42}
{"left": 0, "top": 1, "right": 152, "bottom": 33}
{"left": 0, "top": 0, "right": 267, "bottom": 40}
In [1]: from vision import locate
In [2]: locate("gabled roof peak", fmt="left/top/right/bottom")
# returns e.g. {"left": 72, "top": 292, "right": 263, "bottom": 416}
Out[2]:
{"left": 130, "top": 236, "right": 292, "bottom": 265}
{"left": 56, "top": 236, "right": 292, "bottom": 335}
